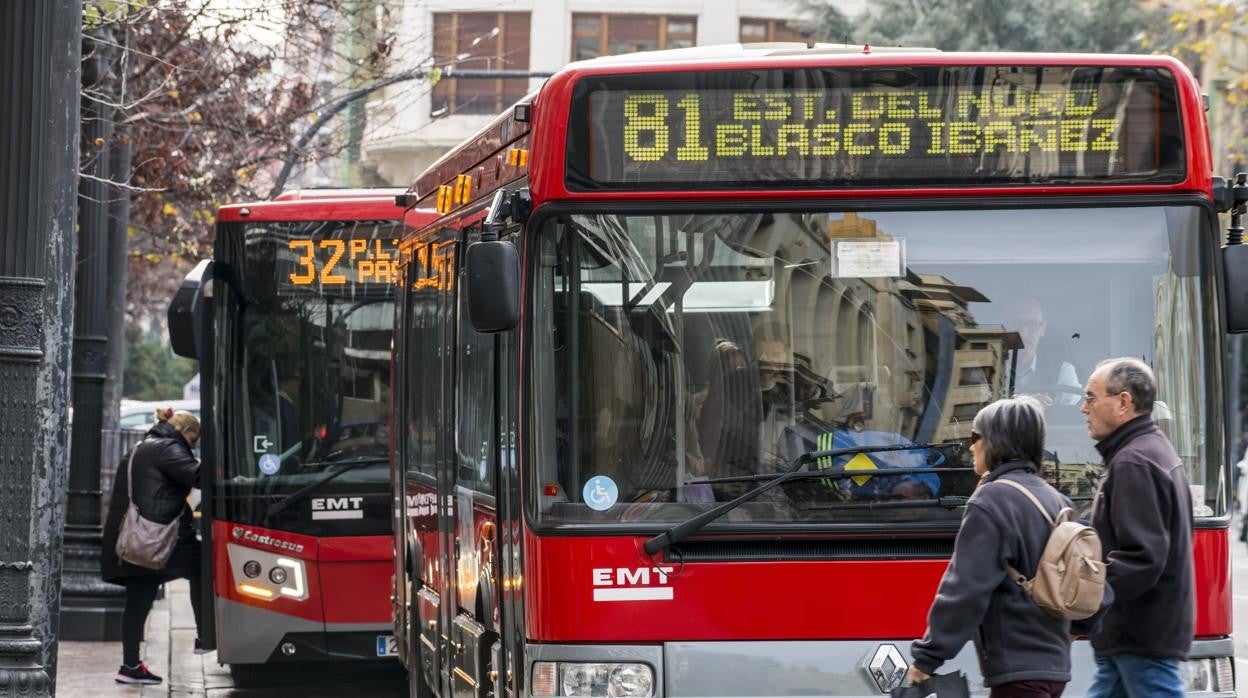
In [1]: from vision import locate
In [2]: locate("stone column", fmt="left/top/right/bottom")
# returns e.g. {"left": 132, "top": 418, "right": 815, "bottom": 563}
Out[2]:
{"left": 60, "top": 31, "right": 126, "bottom": 642}
{"left": 28, "top": 0, "right": 83, "bottom": 688}
{"left": 0, "top": 1, "right": 79, "bottom": 695}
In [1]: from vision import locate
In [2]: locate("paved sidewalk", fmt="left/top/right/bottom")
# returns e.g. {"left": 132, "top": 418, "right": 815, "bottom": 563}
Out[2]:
{"left": 58, "top": 579, "right": 229, "bottom": 697}
{"left": 57, "top": 580, "right": 405, "bottom": 697}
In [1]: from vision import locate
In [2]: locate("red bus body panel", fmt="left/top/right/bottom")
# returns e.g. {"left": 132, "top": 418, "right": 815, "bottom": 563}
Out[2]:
{"left": 1194, "top": 527, "right": 1231, "bottom": 637}
{"left": 318, "top": 536, "right": 394, "bottom": 624}
{"left": 524, "top": 526, "right": 1231, "bottom": 642}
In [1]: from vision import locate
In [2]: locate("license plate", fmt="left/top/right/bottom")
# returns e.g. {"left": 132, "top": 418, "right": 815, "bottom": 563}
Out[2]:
{"left": 376, "top": 634, "right": 398, "bottom": 657}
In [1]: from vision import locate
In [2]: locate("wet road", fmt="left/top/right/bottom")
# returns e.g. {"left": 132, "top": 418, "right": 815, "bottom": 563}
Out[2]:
{"left": 205, "top": 661, "right": 407, "bottom": 697}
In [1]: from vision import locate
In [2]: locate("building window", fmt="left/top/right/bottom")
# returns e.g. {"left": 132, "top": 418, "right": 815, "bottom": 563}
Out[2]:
{"left": 739, "top": 18, "right": 810, "bottom": 44}
{"left": 572, "top": 14, "right": 696, "bottom": 60}
{"left": 432, "top": 12, "right": 531, "bottom": 117}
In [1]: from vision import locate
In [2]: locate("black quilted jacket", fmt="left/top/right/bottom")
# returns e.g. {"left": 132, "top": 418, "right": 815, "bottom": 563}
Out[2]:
{"left": 100, "top": 421, "right": 199, "bottom": 582}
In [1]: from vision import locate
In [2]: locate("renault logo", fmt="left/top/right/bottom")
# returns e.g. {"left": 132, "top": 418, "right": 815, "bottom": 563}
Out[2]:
{"left": 868, "top": 644, "right": 908, "bottom": 693}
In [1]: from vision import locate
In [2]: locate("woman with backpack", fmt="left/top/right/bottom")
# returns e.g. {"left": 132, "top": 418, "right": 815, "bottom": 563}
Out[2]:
{"left": 101, "top": 407, "right": 205, "bottom": 685}
{"left": 905, "top": 397, "right": 1075, "bottom": 698}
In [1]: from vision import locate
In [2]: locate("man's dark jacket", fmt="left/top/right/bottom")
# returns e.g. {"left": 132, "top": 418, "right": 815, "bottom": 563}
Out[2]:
{"left": 911, "top": 461, "right": 1074, "bottom": 687}
{"left": 101, "top": 421, "right": 200, "bottom": 583}
{"left": 1090, "top": 414, "right": 1193, "bottom": 659}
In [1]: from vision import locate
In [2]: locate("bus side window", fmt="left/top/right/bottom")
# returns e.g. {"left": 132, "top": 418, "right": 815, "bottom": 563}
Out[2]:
{"left": 406, "top": 242, "right": 438, "bottom": 478}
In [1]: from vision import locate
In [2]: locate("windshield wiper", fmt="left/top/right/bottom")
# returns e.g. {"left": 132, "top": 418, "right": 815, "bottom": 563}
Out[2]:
{"left": 264, "top": 456, "right": 388, "bottom": 518}
{"left": 797, "top": 495, "right": 972, "bottom": 511}
{"left": 689, "top": 465, "right": 970, "bottom": 486}
{"left": 643, "top": 442, "right": 963, "bottom": 555}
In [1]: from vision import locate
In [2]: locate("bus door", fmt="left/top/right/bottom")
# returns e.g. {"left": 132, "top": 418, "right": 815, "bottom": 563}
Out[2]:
{"left": 449, "top": 224, "right": 508, "bottom": 698}
{"left": 431, "top": 241, "right": 458, "bottom": 697}
{"left": 169, "top": 260, "right": 218, "bottom": 649}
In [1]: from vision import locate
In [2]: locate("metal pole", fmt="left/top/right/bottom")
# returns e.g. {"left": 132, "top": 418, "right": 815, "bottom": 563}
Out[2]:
{"left": 102, "top": 124, "right": 131, "bottom": 432}
{"left": 0, "top": 1, "right": 81, "bottom": 694}
{"left": 60, "top": 31, "right": 126, "bottom": 642}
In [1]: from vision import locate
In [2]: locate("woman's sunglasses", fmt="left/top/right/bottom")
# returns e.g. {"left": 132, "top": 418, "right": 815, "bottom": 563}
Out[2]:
{"left": 969, "top": 430, "right": 982, "bottom": 445}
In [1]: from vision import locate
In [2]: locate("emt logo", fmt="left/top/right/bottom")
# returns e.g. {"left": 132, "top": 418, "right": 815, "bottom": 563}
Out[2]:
{"left": 591, "top": 567, "right": 676, "bottom": 602}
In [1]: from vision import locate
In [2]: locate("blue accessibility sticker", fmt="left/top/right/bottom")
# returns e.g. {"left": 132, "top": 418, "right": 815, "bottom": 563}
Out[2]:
{"left": 582, "top": 475, "right": 618, "bottom": 511}
{"left": 258, "top": 454, "right": 281, "bottom": 476}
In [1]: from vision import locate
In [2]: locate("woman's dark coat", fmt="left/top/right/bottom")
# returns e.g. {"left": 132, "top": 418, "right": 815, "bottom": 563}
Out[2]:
{"left": 910, "top": 460, "right": 1075, "bottom": 687}
{"left": 101, "top": 421, "right": 200, "bottom": 583}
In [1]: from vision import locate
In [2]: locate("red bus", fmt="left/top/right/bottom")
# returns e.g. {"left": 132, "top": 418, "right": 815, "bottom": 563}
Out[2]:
{"left": 169, "top": 191, "right": 435, "bottom": 684}
{"left": 390, "top": 47, "right": 1243, "bottom": 698}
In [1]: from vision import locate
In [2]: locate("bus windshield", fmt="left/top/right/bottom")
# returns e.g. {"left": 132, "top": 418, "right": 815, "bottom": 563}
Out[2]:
{"left": 531, "top": 206, "right": 1222, "bottom": 528}
{"left": 220, "top": 219, "right": 401, "bottom": 488}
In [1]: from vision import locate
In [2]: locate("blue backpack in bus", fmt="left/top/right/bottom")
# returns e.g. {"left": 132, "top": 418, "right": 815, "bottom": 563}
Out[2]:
{"left": 813, "top": 430, "right": 941, "bottom": 498}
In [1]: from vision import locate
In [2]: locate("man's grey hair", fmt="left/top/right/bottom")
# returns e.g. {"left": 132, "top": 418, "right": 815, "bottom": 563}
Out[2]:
{"left": 1094, "top": 357, "right": 1156, "bottom": 414}
{"left": 973, "top": 396, "right": 1046, "bottom": 470}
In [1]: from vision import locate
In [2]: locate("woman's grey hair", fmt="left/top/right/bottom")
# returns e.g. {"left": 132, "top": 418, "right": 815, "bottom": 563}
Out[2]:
{"left": 1095, "top": 357, "right": 1156, "bottom": 414}
{"left": 972, "top": 396, "right": 1046, "bottom": 470}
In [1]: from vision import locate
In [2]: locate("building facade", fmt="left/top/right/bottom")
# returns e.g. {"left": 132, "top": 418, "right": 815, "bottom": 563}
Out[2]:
{"left": 359, "top": 0, "right": 865, "bottom": 186}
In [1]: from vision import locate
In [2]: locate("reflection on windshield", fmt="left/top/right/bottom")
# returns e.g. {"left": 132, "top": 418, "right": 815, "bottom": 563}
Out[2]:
{"left": 531, "top": 207, "right": 1221, "bottom": 527}
{"left": 224, "top": 220, "right": 398, "bottom": 487}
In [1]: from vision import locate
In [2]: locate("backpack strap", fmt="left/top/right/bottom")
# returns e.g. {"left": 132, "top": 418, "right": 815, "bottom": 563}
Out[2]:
{"left": 995, "top": 478, "right": 1055, "bottom": 527}
{"left": 994, "top": 478, "right": 1055, "bottom": 586}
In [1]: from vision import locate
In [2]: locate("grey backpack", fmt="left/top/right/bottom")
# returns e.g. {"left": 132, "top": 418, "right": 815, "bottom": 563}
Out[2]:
{"left": 997, "top": 479, "right": 1106, "bottom": 621}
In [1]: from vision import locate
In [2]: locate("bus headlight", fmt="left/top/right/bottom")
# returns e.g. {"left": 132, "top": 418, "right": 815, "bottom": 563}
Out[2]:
{"left": 226, "top": 543, "right": 308, "bottom": 602}
{"left": 533, "top": 662, "right": 654, "bottom": 698}
{"left": 1180, "top": 657, "right": 1234, "bottom": 693}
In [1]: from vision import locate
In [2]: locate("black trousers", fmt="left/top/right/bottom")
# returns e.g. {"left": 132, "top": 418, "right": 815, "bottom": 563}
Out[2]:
{"left": 990, "top": 681, "right": 1066, "bottom": 698}
{"left": 120, "top": 547, "right": 203, "bottom": 666}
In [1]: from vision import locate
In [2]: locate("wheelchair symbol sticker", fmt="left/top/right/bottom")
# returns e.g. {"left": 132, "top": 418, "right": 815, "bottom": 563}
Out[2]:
{"left": 258, "top": 454, "right": 281, "bottom": 476}
{"left": 583, "top": 476, "right": 618, "bottom": 511}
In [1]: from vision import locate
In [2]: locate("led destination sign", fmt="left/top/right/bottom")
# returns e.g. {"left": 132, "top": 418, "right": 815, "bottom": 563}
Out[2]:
{"left": 567, "top": 66, "right": 1184, "bottom": 188}
{"left": 239, "top": 220, "right": 402, "bottom": 296}
{"left": 286, "top": 236, "right": 400, "bottom": 288}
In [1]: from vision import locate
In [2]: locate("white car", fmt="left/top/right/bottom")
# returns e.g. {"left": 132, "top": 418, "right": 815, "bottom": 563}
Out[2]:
{"left": 118, "top": 399, "right": 201, "bottom": 433}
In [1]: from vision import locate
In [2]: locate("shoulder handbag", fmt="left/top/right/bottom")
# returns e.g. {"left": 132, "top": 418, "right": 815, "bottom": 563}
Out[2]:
{"left": 890, "top": 672, "right": 971, "bottom": 698}
{"left": 114, "top": 441, "right": 181, "bottom": 570}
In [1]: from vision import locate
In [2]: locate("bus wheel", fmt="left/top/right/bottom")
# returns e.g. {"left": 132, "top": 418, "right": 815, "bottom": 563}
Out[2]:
{"left": 228, "top": 663, "right": 269, "bottom": 689}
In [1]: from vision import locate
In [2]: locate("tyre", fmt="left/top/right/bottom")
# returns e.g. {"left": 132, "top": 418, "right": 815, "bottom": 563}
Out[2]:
{"left": 228, "top": 663, "right": 270, "bottom": 689}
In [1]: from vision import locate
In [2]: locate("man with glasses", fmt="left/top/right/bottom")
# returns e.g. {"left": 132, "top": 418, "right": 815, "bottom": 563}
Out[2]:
{"left": 1080, "top": 358, "right": 1193, "bottom": 698}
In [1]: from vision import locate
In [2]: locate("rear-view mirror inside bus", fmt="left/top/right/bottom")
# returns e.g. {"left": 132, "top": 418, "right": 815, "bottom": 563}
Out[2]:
{"left": 466, "top": 240, "right": 520, "bottom": 332}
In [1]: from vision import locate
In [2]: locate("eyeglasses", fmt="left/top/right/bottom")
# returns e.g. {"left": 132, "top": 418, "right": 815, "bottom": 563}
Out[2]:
{"left": 1082, "top": 390, "right": 1127, "bottom": 406}
{"left": 969, "top": 430, "right": 982, "bottom": 445}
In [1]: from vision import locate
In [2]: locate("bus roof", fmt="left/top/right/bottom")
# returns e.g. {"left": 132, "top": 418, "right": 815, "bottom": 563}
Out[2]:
{"left": 273, "top": 187, "right": 405, "bottom": 201}
{"left": 407, "top": 47, "right": 1211, "bottom": 213}
{"left": 218, "top": 189, "right": 416, "bottom": 223}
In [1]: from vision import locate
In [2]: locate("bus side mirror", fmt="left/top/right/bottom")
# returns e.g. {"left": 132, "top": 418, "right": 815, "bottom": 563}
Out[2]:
{"left": 1223, "top": 173, "right": 1248, "bottom": 333}
{"left": 466, "top": 240, "right": 519, "bottom": 333}
{"left": 168, "top": 260, "right": 213, "bottom": 358}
